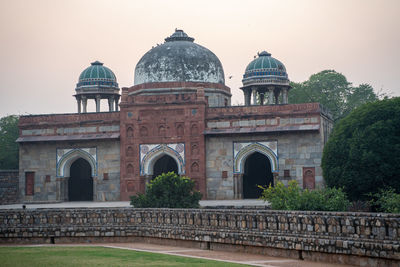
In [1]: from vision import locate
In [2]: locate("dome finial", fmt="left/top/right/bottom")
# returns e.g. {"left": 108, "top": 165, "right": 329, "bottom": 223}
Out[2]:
{"left": 91, "top": 61, "right": 104, "bottom": 66}
{"left": 165, "top": 29, "right": 195, "bottom": 42}
{"left": 258, "top": 51, "right": 271, "bottom": 57}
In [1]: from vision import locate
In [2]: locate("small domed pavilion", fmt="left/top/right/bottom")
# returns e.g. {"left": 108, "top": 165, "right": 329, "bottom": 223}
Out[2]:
{"left": 74, "top": 61, "right": 120, "bottom": 113}
{"left": 241, "top": 51, "right": 290, "bottom": 106}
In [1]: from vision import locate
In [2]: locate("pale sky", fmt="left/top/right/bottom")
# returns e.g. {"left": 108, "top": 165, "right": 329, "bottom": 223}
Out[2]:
{"left": 0, "top": 0, "right": 399, "bottom": 117}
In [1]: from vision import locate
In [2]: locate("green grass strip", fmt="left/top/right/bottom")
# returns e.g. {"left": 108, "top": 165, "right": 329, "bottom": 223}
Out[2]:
{"left": 0, "top": 246, "right": 249, "bottom": 267}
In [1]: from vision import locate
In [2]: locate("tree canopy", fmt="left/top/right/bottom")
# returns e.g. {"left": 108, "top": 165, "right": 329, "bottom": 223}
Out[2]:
{"left": 289, "top": 70, "right": 379, "bottom": 122}
{"left": 322, "top": 97, "right": 400, "bottom": 201}
{"left": 0, "top": 115, "right": 19, "bottom": 170}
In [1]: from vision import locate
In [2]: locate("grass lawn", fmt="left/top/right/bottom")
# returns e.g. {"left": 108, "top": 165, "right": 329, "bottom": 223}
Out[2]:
{"left": 0, "top": 246, "right": 249, "bottom": 267}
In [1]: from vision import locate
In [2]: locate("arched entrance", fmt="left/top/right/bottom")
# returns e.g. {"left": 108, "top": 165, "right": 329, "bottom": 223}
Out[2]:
{"left": 68, "top": 158, "right": 93, "bottom": 201}
{"left": 152, "top": 155, "right": 178, "bottom": 179}
{"left": 243, "top": 152, "right": 273, "bottom": 199}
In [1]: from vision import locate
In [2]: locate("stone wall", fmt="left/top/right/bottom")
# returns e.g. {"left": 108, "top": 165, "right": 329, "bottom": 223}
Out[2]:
{"left": 19, "top": 140, "right": 120, "bottom": 202}
{"left": 204, "top": 102, "right": 334, "bottom": 200}
{"left": 206, "top": 131, "right": 324, "bottom": 199}
{"left": 1, "top": 208, "right": 399, "bottom": 266}
{"left": 0, "top": 170, "right": 19, "bottom": 204}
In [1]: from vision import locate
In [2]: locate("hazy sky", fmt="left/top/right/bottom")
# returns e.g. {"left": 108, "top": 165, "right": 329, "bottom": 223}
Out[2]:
{"left": 0, "top": 0, "right": 399, "bottom": 117}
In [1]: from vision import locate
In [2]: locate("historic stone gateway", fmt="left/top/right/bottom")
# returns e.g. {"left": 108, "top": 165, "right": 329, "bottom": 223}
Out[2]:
{"left": 68, "top": 158, "right": 93, "bottom": 201}
{"left": 1, "top": 208, "right": 399, "bottom": 266}
{"left": 243, "top": 152, "right": 273, "bottom": 198}
{"left": 16, "top": 29, "right": 333, "bottom": 202}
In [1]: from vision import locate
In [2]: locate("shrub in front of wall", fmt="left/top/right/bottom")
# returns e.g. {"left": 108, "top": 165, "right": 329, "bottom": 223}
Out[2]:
{"left": 259, "top": 180, "right": 350, "bottom": 211}
{"left": 130, "top": 172, "right": 202, "bottom": 208}
{"left": 369, "top": 188, "right": 400, "bottom": 213}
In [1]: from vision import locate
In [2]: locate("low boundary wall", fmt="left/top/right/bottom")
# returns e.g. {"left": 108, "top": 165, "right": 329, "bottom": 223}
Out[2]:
{"left": 1, "top": 208, "right": 399, "bottom": 266}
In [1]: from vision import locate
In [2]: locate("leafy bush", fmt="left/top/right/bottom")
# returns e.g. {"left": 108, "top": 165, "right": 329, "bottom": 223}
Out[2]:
{"left": 322, "top": 97, "right": 400, "bottom": 201}
{"left": 369, "top": 188, "right": 400, "bottom": 213}
{"left": 259, "top": 180, "right": 350, "bottom": 211}
{"left": 130, "top": 172, "right": 202, "bottom": 208}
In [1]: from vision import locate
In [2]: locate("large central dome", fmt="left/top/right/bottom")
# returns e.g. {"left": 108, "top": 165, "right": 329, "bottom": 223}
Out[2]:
{"left": 134, "top": 29, "right": 225, "bottom": 85}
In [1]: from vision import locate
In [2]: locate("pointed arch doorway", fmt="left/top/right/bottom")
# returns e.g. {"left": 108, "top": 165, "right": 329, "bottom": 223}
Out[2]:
{"left": 68, "top": 158, "right": 93, "bottom": 201}
{"left": 243, "top": 152, "right": 273, "bottom": 199}
{"left": 152, "top": 154, "right": 178, "bottom": 179}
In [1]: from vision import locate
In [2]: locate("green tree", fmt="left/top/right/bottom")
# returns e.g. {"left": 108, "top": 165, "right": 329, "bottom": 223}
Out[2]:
{"left": 0, "top": 115, "right": 19, "bottom": 169}
{"left": 322, "top": 97, "right": 400, "bottom": 201}
{"left": 289, "top": 70, "right": 379, "bottom": 122}
{"left": 130, "top": 172, "right": 202, "bottom": 208}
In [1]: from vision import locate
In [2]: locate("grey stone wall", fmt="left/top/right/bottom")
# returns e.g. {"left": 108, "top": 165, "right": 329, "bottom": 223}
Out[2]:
{"left": 205, "top": 89, "right": 230, "bottom": 107}
{"left": 1, "top": 208, "right": 399, "bottom": 266}
{"left": 19, "top": 140, "right": 120, "bottom": 202}
{"left": 0, "top": 170, "right": 19, "bottom": 204}
{"left": 206, "top": 131, "right": 324, "bottom": 200}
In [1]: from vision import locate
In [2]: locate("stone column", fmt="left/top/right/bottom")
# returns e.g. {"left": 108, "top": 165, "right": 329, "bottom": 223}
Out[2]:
{"left": 76, "top": 97, "right": 81, "bottom": 113}
{"left": 56, "top": 177, "right": 69, "bottom": 201}
{"left": 275, "top": 90, "right": 280, "bottom": 104}
{"left": 282, "top": 88, "right": 289, "bottom": 104}
{"left": 244, "top": 89, "right": 251, "bottom": 106}
{"left": 252, "top": 87, "right": 258, "bottom": 105}
{"left": 81, "top": 96, "right": 87, "bottom": 113}
{"left": 273, "top": 172, "right": 279, "bottom": 187}
{"left": 115, "top": 96, "right": 119, "bottom": 111}
{"left": 108, "top": 96, "right": 114, "bottom": 112}
{"left": 95, "top": 95, "right": 101, "bottom": 113}
{"left": 259, "top": 93, "right": 265, "bottom": 106}
{"left": 233, "top": 173, "right": 243, "bottom": 199}
{"left": 268, "top": 87, "right": 274, "bottom": 104}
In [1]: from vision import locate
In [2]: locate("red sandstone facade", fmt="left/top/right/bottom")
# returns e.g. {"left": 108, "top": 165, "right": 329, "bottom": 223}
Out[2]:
{"left": 119, "top": 84, "right": 209, "bottom": 200}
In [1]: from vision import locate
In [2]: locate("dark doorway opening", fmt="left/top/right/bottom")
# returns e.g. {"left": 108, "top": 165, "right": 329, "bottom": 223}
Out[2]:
{"left": 153, "top": 155, "right": 178, "bottom": 179}
{"left": 68, "top": 158, "right": 93, "bottom": 201}
{"left": 243, "top": 152, "right": 273, "bottom": 199}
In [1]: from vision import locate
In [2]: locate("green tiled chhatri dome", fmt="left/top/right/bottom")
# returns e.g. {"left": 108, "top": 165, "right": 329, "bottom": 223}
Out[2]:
{"left": 245, "top": 51, "right": 286, "bottom": 72}
{"left": 76, "top": 61, "right": 118, "bottom": 89}
{"left": 242, "top": 51, "right": 289, "bottom": 87}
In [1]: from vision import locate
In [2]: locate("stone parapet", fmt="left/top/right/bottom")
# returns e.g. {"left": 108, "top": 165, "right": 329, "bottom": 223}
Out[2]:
{"left": 205, "top": 103, "right": 333, "bottom": 135}
{"left": 1, "top": 208, "right": 399, "bottom": 266}
{"left": 19, "top": 112, "right": 120, "bottom": 127}
{"left": 206, "top": 103, "right": 325, "bottom": 118}
{"left": 17, "top": 112, "right": 120, "bottom": 142}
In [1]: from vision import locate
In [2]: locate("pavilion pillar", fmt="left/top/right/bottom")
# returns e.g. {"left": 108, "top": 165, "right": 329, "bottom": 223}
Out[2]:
{"left": 282, "top": 88, "right": 289, "bottom": 104}
{"left": 275, "top": 90, "right": 280, "bottom": 104}
{"left": 244, "top": 89, "right": 251, "bottom": 106}
{"left": 259, "top": 93, "right": 265, "bottom": 106}
{"left": 81, "top": 96, "right": 87, "bottom": 113}
{"left": 108, "top": 96, "right": 114, "bottom": 112}
{"left": 76, "top": 96, "right": 81, "bottom": 113}
{"left": 252, "top": 87, "right": 258, "bottom": 105}
{"left": 114, "top": 96, "right": 119, "bottom": 111}
{"left": 268, "top": 87, "right": 274, "bottom": 104}
{"left": 95, "top": 95, "right": 101, "bottom": 112}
